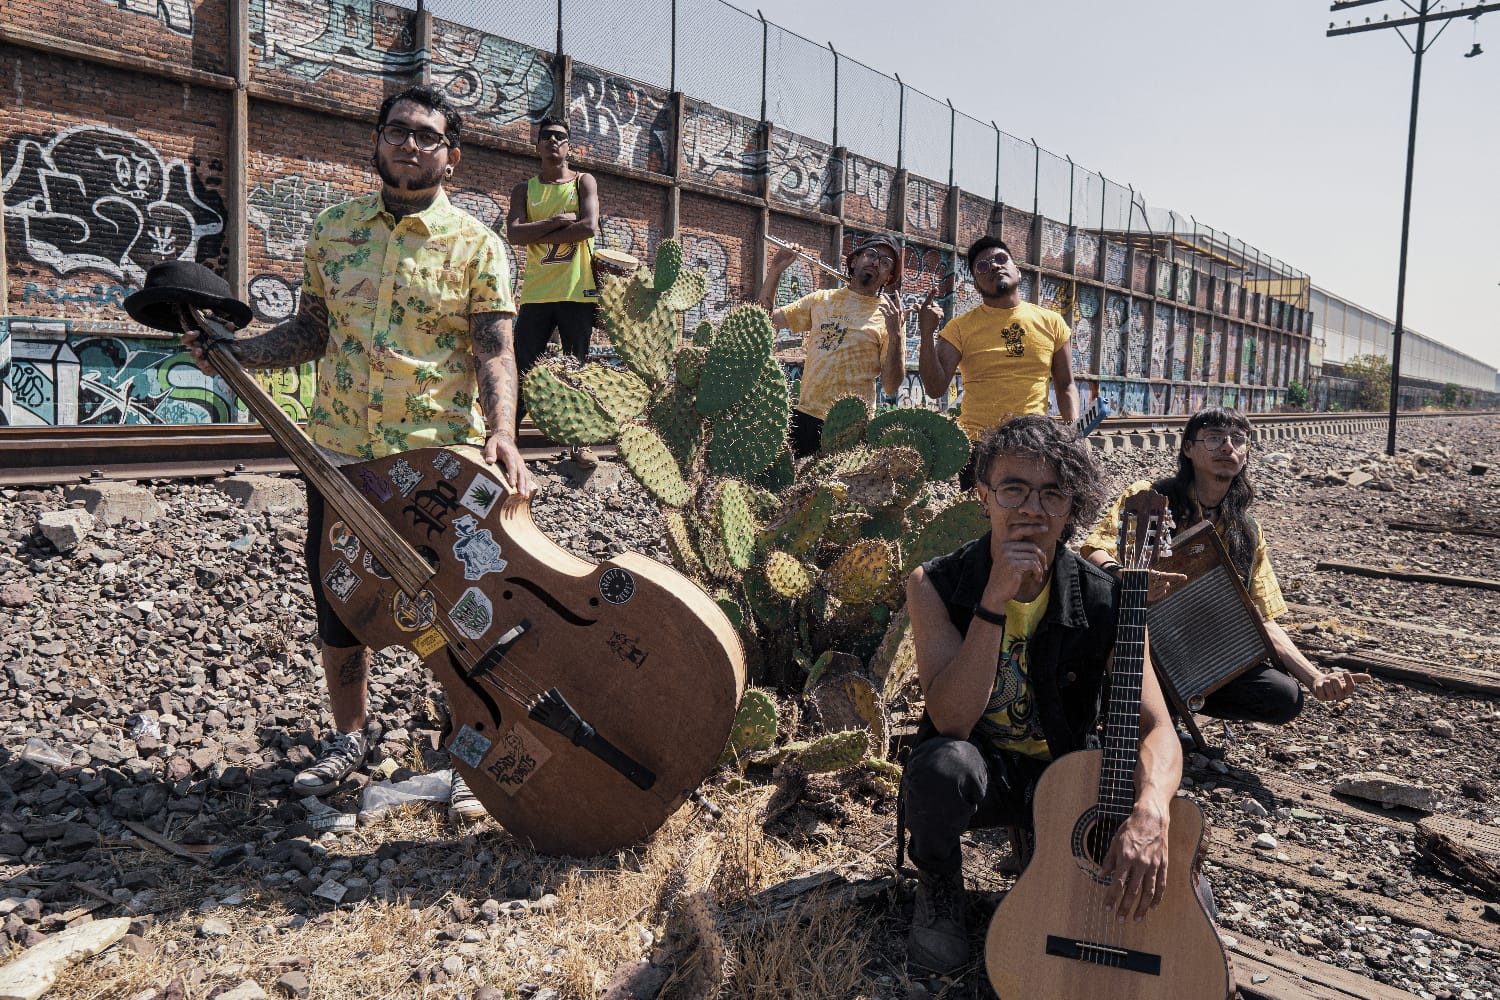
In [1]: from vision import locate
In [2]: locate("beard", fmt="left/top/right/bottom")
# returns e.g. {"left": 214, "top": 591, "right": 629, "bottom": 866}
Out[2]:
{"left": 375, "top": 152, "right": 447, "bottom": 192}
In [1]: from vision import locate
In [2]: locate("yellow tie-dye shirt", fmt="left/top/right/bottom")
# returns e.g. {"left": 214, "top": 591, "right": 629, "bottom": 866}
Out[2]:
{"left": 780, "top": 287, "right": 890, "bottom": 420}
{"left": 302, "top": 189, "right": 515, "bottom": 459}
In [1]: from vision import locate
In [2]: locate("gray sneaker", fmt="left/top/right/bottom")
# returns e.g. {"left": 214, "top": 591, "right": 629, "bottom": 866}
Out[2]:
{"left": 448, "top": 770, "right": 487, "bottom": 821}
{"left": 907, "top": 867, "right": 969, "bottom": 974}
{"left": 293, "top": 731, "right": 367, "bottom": 796}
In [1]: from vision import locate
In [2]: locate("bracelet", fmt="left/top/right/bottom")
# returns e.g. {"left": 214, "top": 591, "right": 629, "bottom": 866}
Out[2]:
{"left": 1101, "top": 561, "right": 1122, "bottom": 576}
{"left": 972, "top": 604, "right": 1006, "bottom": 627}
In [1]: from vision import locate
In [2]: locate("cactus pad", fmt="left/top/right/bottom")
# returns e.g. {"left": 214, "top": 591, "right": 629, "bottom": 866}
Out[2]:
{"left": 697, "top": 306, "right": 775, "bottom": 415}
{"left": 823, "top": 539, "right": 896, "bottom": 604}
{"left": 904, "top": 498, "right": 990, "bottom": 575}
{"left": 809, "top": 672, "right": 890, "bottom": 761}
{"left": 597, "top": 272, "right": 677, "bottom": 386}
{"left": 708, "top": 480, "right": 757, "bottom": 574}
{"left": 663, "top": 509, "right": 705, "bottom": 577}
{"left": 658, "top": 268, "right": 708, "bottom": 313}
{"left": 646, "top": 382, "right": 705, "bottom": 472}
{"left": 754, "top": 445, "right": 796, "bottom": 493}
{"left": 654, "top": 239, "right": 683, "bottom": 292}
{"left": 571, "top": 363, "right": 651, "bottom": 425}
{"left": 693, "top": 318, "right": 715, "bottom": 347}
{"left": 727, "top": 687, "right": 778, "bottom": 755}
{"left": 715, "top": 591, "right": 744, "bottom": 631}
{"left": 674, "top": 345, "right": 707, "bottom": 389}
{"left": 837, "top": 446, "right": 924, "bottom": 509}
{"left": 706, "top": 356, "right": 790, "bottom": 479}
{"left": 743, "top": 569, "right": 791, "bottom": 629}
{"left": 760, "top": 483, "right": 837, "bottom": 558}
{"left": 819, "top": 396, "right": 870, "bottom": 454}
{"left": 521, "top": 362, "right": 618, "bottom": 446}
{"left": 617, "top": 424, "right": 693, "bottom": 507}
{"left": 792, "top": 729, "right": 871, "bottom": 773}
{"left": 865, "top": 407, "right": 971, "bottom": 480}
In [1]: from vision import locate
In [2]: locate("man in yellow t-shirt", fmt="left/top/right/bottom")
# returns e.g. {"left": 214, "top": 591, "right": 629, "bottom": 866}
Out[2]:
{"left": 758, "top": 233, "right": 905, "bottom": 457}
{"left": 918, "top": 236, "right": 1078, "bottom": 488}
{"left": 506, "top": 116, "right": 600, "bottom": 439}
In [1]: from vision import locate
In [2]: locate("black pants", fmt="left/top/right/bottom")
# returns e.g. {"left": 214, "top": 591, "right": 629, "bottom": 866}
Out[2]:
{"left": 900, "top": 736, "right": 1050, "bottom": 876}
{"left": 789, "top": 409, "right": 823, "bottom": 458}
{"left": 958, "top": 444, "right": 982, "bottom": 491}
{"left": 304, "top": 480, "right": 359, "bottom": 649}
{"left": 514, "top": 300, "right": 597, "bottom": 421}
{"left": 1199, "top": 660, "right": 1303, "bottom": 725}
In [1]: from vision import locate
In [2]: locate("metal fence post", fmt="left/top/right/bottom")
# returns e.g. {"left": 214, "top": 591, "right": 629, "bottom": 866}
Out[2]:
{"left": 1030, "top": 138, "right": 1039, "bottom": 218}
{"left": 946, "top": 99, "right": 955, "bottom": 189}
{"left": 895, "top": 73, "right": 904, "bottom": 171}
{"left": 830, "top": 43, "right": 839, "bottom": 147}
{"left": 670, "top": 0, "right": 677, "bottom": 93}
{"left": 991, "top": 121, "right": 1000, "bottom": 206}
{"left": 556, "top": 0, "right": 563, "bottom": 57}
{"left": 1065, "top": 155, "right": 1074, "bottom": 228}
{"left": 758, "top": 10, "right": 768, "bottom": 123}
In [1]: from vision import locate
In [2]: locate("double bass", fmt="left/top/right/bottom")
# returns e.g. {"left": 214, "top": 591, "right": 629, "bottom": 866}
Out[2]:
{"left": 985, "top": 491, "right": 1230, "bottom": 999}
{"left": 182, "top": 302, "right": 745, "bottom": 856}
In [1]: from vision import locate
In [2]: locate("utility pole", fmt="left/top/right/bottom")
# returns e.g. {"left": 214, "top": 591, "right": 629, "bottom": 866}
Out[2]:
{"left": 1328, "top": 0, "right": 1498, "bottom": 455}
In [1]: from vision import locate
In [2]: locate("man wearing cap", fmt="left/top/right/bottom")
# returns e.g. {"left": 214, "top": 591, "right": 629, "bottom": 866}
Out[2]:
{"left": 507, "top": 115, "right": 600, "bottom": 460}
{"left": 758, "top": 234, "right": 905, "bottom": 457}
{"left": 176, "top": 84, "right": 533, "bottom": 822}
{"left": 917, "top": 235, "right": 1079, "bottom": 489}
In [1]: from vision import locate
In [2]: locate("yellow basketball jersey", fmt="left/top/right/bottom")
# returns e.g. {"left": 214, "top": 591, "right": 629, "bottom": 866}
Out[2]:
{"left": 518, "top": 174, "right": 596, "bottom": 305}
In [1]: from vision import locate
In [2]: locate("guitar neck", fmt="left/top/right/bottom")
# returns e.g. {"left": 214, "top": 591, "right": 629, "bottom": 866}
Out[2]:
{"left": 1098, "top": 565, "right": 1148, "bottom": 819}
{"left": 197, "top": 320, "right": 434, "bottom": 598}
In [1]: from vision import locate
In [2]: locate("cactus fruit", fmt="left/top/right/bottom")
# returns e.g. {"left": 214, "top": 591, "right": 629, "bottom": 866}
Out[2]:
{"left": 654, "top": 239, "right": 683, "bottom": 292}
{"left": 763, "top": 550, "right": 813, "bottom": 599}
{"left": 571, "top": 363, "right": 652, "bottom": 425}
{"left": 865, "top": 407, "right": 971, "bottom": 480}
{"left": 904, "top": 498, "right": 989, "bottom": 575}
{"left": 617, "top": 424, "right": 693, "bottom": 507}
{"left": 727, "top": 687, "right": 779, "bottom": 754}
{"left": 521, "top": 363, "right": 618, "bottom": 445}
{"left": 819, "top": 396, "right": 870, "bottom": 454}
{"left": 697, "top": 306, "right": 776, "bottom": 415}
{"left": 823, "top": 539, "right": 896, "bottom": 604}
{"left": 705, "top": 355, "right": 790, "bottom": 479}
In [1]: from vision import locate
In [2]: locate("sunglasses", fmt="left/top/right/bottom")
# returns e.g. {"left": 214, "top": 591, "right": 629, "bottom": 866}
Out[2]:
{"left": 974, "top": 253, "right": 1013, "bottom": 275}
{"left": 539, "top": 131, "right": 569, "bottom": 143}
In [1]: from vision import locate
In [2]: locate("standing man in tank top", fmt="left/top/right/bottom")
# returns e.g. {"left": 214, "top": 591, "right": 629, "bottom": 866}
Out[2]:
{"left": 507, "top": 115, "right": 601, "bottom": 460}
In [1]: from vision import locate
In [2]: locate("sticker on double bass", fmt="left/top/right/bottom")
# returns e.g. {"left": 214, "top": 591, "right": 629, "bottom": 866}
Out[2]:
{"left": 448, "top": 724, "right": 491, "bottom": 769}
{"left": 452, "top": 515, "right": 506, "bottom": 580}
{"left": 449, "top": 586, "right": 493, "bottom": 640}
{"left": 460, "top": 473, "right": 502, "bottom": 518}
{"left": 328, "top": 521, "right": 360, "bottom": 561}
{"left": 431, "top": 450, "right": 462, "bottom": 481}
{"left": 322, "top": 561, "right": 360, "bottom": 602}
{"left": 412, "top": 625, "right": 449, "bottom": 657}
{"left": 357, "top": 467, "right": 393, "bottom": 503}
{"left": 388, "top": 458, "right": 423, "bottom": 498}
{"left": 392, "top": 588, "right": 437, "bottom": 632}
{"left": 598, "top": 567, "right": 636, "bottom": 605}
{"left": 482, "top": 723, "right": 552, "bottom": 795}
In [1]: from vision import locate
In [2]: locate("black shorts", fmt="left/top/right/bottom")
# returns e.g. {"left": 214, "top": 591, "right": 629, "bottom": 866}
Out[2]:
{"left": 789, "top": 409, "right": 823, "bottom": 458}
{"left": 304, "top": 480, "right": 360, "bottom": 649}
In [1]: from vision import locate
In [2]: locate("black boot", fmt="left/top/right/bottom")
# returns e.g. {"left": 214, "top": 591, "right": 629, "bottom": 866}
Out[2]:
{"left": 907, "top": 867, "right": 969, "bottom": 974}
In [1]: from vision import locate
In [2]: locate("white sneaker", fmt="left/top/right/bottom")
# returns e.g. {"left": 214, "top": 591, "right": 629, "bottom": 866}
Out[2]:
{"left": 293, "top": 731, "right": 367, "bottom": 797}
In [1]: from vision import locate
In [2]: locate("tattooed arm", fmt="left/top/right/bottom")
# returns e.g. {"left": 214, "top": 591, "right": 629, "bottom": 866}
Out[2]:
{"left": 183, "top": 291, "right": 332, "bottom": 373}
{"left": 471, "top": 310, "right": 535, "bottom": 497}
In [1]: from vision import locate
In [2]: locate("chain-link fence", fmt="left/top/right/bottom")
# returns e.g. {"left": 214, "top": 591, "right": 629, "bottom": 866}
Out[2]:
{"left": 432, "top": 0, "right": 1303, "bottom": 281}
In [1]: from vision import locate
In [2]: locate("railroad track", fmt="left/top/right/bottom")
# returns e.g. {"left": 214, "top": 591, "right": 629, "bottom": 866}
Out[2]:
{"left": 0, "top": 409, "right": 1489, "bottom": 486}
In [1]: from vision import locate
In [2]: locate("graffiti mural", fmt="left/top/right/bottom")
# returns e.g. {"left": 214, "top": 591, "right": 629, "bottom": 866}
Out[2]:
{"left": 1126, "top": 299, "right": 1147, "bottom": 378}
{"left": 1104, "top": 242, "right": 1127, "bottom": 286}
{"left": 247, "top": 172, "right": 358, "bottom": 261}
{"left": 773, "top": 260, "right": 816, "bottom": 311}
{"left": 1150, "top": 304, "right": 1169, "bottom": 379}
{"left": 681, "top": 106, "right": 761, "bottom": 192}
{"left": 1170, "top": 309, "right": 1188, "bottom": 381}
{"left": 1071, "top": 284, "right": 1097, "bottom": 376}
{"left": 2, "top": 125, "right": 225, "bottom": 286}
{"left": 904, "top": 176, "right": 944, "bottom": 237}
{"left": 769, "top": 134, "right": 836, "bottom": 214}
{"left": 248, "top": 273, "right": 299, "bottom": 323}
{"left": 430, "top": 28, "right": 554, "bottom": 129}
{"left": 1101, "top": 294, "right": 1127, "bottom": 378}
{"left": 1074, "top": 231, "right": 1099, "bottom": 280}
{"left": 1039, "top": 220, "right": 1069, "bottom": 271}
{"left": 681, "top": 233, "right": 736, "bottom": 331}
{"left": 844, "top": 157, "right": 892, "bottom": 216}
{"left": 568, "top": 66, "right": 671, "bottom": 174}
{"left": 100, "top": 0, "right": 193, "bottom": 34}
{"left": 252, "top": 0, "right": 419, "bottom": 78}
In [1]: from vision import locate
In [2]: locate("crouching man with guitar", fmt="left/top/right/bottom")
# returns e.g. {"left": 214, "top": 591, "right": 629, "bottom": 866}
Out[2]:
{"left": 900, "top": 415, "right": 1228, "bottom": 996}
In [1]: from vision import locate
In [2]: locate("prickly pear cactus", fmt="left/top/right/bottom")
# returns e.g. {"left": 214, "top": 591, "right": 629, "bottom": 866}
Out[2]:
{"left": 523, "top": 237, "right": 986, "bottom": 696}
{"left": 726, "top": 687, "right": 779, "bottom": 755}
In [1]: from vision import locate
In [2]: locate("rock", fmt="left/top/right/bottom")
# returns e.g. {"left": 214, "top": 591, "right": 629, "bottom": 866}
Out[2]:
{"left": 1333, "top": 772, "right": 1439, "bottom": 811}
{"left": 1253, "top": 833, "right": 1278, "bottom": 850}
{"left": 1423, "top": 719, "right": 1455, "bottom": 739}
{"left": 209, "top": 475, "right": 303, "bottom": 514}
{"left": 273, "top": 971, "right": 310, "bottom": 998}
{"left": 65, "top": 481, "right": 162, "bottom": 526}
{"left": 1345, "top": 471, "right": 1374, "bottom": 487}
{"left": 0, "top": 582, "right": 34, "bottom": 608}
{"left": 199, "top": 917, "right": 232, "bottom": 937}
{"left": 36, "top": 510, "right": 93, "bottom": 553}
{"left": 0, "top": 916, "right": 130, "bottom": 1000}
{"left": 212, "top": 981, "right": 269, "bottom": 1000}
{"left": 1239, "top": 797, "right": 1269, "bottom": 818}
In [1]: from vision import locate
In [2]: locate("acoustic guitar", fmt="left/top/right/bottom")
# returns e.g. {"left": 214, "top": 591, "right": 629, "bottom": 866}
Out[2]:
{"left": 984, "top": 490, "right": 1229, "bottom": 999}
{"left": 184, "top": 305, "right": 746, "bottom": 856}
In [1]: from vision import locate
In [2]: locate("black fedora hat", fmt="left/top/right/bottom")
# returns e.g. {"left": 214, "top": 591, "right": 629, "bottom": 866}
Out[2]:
{"left": 123, "top": 261, "right": 254, "bottom": 332}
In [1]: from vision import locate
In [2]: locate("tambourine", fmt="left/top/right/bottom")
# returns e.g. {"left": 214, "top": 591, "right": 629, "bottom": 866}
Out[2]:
{"left": 592, "top": 248, "right": 641, "bottom": 280}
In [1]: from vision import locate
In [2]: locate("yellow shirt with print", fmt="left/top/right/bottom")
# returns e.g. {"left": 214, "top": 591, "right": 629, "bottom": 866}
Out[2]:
{"left": 974, "top": 588, "right": 1053, "bottom": 760}
{"left": 302, "top": 190, "right": 515, "bottom": 459}
{"left": 938, "top": 301, "right": 1070, "bottom": 440}
{"left": 780, "top": 287, "right": 890, "bottom": 420}
{"left": 1079, "top": 480, "right": 1287, "bottom": 620}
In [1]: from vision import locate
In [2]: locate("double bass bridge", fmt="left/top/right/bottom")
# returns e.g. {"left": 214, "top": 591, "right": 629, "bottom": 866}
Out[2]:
{"left": 1044, "top": 935, "right": 1161, "bottom": 976}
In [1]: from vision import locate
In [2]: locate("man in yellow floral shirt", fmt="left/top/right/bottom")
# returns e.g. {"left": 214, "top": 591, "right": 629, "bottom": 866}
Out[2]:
{"left": 184, "top": 85, "right": 534, "bottom": 820}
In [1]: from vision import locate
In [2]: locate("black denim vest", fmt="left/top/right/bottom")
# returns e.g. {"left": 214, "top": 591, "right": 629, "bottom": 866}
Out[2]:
{"left": 915, "top": 533, "right": 1120, "bottom": 760}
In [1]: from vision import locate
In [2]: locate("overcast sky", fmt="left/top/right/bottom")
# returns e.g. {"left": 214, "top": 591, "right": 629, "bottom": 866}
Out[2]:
{"left": 736, "top": 0, "right": 1499, "bottom": 369}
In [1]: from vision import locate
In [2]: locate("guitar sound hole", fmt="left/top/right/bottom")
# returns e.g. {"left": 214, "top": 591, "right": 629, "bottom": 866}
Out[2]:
{"left": 1080, "top": 815, "right": 1120, "bottom": 866}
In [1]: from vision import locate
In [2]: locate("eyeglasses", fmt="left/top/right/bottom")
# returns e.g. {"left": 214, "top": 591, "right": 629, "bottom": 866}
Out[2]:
{"left": 539, "top": 131, "right": 569, "bottom": 144}
{"left": 379, "top": 124, "right": 449, "bottom": 152}
{"left": 984, "top": 482, "right": 1072, "bottom": 517}
{"left": 853, "top": 248, "right": 897, "bottom": 268}
{"left": 974, "top": 253, "right": 1013, "bottom": 275}
{"left": 1192, "top": 430, "right": 1251, "bottom": 450}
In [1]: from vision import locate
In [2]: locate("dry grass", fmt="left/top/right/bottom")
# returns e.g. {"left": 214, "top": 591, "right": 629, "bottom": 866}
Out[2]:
{"left": 40, "top": 774, "right": 901, "bottom": 999}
